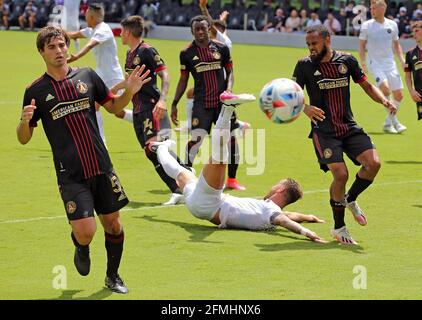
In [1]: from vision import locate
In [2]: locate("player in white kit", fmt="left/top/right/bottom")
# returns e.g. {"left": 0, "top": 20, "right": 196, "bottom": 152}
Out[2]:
{"left": 151, "top": 93, "right": 326, "bottom": 243}
{"left": 67, "top": 3, "right": 133, "bottom": 145}
{"left": 61, "top": 0, "right": 81, "bottom": 52}
{"left": 359, "top": 0, "right": 406, "bottom": 134}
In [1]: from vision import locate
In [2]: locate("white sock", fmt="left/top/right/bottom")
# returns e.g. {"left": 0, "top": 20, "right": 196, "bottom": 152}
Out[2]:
{"left": 212, "top": 105, "right": 235, "bottom": 163}
{"left": 156, "top": 145, "right": 186, "bottom": 180}
{"left": 186, "top": 99, "right": 193, "bottom": 129}
{"left": 96, "top": 110, "right": 106, "bottom": 145}
{"left": 123, "top": 109, "right": 133, "bottom": 123}
{"left": 392, "top": 98, "right": 401, "bottom": 125}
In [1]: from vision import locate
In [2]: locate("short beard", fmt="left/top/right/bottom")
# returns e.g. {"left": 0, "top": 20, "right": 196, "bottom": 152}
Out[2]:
{"left": 310, "top": 45, "right": 328, "bottom": 64}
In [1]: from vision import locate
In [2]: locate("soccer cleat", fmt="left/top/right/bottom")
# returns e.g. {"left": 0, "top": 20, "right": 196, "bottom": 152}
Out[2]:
{"left": 74, "top": 247, "right": 90, "bottom": 276}
{"left": 162, "top": 193, "right": 185, "bottom": 206}
{"left": 225, "top": 178, "right": 246, "bottom": 191}
{"left": 220, "top": 92, "right": 256, "bottom": 106}
{"left": 331, "top": 226, "right": 358, "bottom": 245}
{"left": 383, "top": 124, "right": 398, "bottom": 134}
{"left": 393, "top": 122, "right": 407, "bottom": 133}
{"left": 149, "top": 139, "right": 176, "bottom": 153}
{"left": 345, "top": 198, "right": 367, "bottom": 226}
{"left": 105, "top": 274, "right": 129, "bottom": 294}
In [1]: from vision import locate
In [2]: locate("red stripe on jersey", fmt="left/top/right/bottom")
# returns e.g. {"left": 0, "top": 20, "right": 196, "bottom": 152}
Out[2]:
{"left": 65, "top": 116, "right": 89, "bottom": 179}
{"left": 65, "top": 79, "right": 76, "bottom": 99}
{"left": 71, "top": 113, "right": 96, "bottom": 178}
{"left": 355, "top": 75, "right": 367, "bottom": 83}
{"left": 78, "top": 112, "right": 101, "bottom": 175}
{"left": 50, "top": 80, "right": 64, "bottom": 101}
{"left": 69, "top": 79, "right": 79, "bottom": 98}
{"left": 59, "top": 81, "right": 70, "bottom": 100}
{"left": 100, "top": 91, "right": 114, "bottom": 106}
{"left": 155, "top": 65, "right": 166, "bottom": 73}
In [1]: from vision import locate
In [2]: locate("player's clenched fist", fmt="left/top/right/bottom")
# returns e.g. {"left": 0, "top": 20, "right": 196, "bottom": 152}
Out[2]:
{"left": 21, "top": 99, "right": 37, "bottom": 124}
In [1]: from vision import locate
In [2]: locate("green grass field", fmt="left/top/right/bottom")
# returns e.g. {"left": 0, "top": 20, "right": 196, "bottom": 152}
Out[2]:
{"left": 1, "top": 30, "right": 422, "bottom": 300}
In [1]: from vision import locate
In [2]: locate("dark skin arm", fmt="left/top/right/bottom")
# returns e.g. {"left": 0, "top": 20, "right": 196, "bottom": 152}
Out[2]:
{"left": 171, "top": 71, "right": 189, "bottom": 126}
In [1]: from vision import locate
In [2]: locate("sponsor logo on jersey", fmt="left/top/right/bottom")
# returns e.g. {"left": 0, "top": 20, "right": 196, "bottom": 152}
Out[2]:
{"left": 324, "top": 148, "right": 333, "bottom": 159}
{"left": 314, "top": 70, "right": 321, "bottom": 76}
{"left": 66, "top": 201, "right": 77, "bottom": 214}
{"left": 193, "top": 56, "right": 199, "bottom": 61}
{"left": 46, "top": 93, "right": 55, "bottom": 101}
{"left": 133, "top": 56, "right": 141, "bottom": 65}
{"left": 76, "top": 81, "right": 88, "bottom": 94}
{"left": 338, "top": 64, "right": 348, "bottom": 74}
{"left": 50, "top": 98, "right": 90, "bottom": 120}
{"left": 194, "top": 62, "right": 221, "bottom": 73}
{"left": 317, "top": 77, "right": 348, "bottom": 90}
{"left": 413, "top": 55, "right": 418, "bottom": 60}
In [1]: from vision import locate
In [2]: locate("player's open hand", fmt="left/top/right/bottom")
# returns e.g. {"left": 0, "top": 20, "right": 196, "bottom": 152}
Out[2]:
{"left": 304, "top": 104, "right": 325, "bottom": 124}
{"left": 153, "top": 100, "right": 167, "bottom": 120}
{"left": 382, "top": 99, "right": 397, "bottom": 115}
{"left": 21, "top": 99, "right": 36, "bottom": 124}
{"left": 306, "top": 231, "right": 328, "bottom": 244}
{"left": 126, "top": 65, "right": 151, "bottom": 95}
{"left": 308, "top": 215, "right": 325, "bottom": 223}
{"left": 171, "top": 104, "right": 179, "bottom": 126}
{"left": 410, "top": 89, "right": 422, "bottom": 103}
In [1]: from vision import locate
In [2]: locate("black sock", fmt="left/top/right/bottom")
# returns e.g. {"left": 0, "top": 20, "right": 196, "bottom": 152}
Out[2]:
{"left": 185, "top": 136, "right": 202, "bottom": 167}
{"left": 346, "top": 174, "right": 373, "bottom": 202}
{"left": 330, "top": 199, "right": 346, "bottom": 229}
{"left": 228, "top": 136, "right": 239, "bottom": 179}
{"left": 145, "top": 148, "right": 181, "bottom": 194}
{"left": 105, "top": 230, "right": 124, "bottom": 278}
{"left": 71, "top": 232, "right": 89, "bottom": 257}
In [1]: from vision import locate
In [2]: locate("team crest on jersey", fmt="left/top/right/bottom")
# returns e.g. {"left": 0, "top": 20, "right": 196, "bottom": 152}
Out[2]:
{"left": 133, "top": 56, "right": 141, "bottom": 65}
{"left": 192, "top": 117, "right": 199, "bottom": 126}
{"left": 338, "top": 64, "right": 348, "bottom": 74}
{"left": 154, "top": 55, "right": 162, "bottom": 62}
{"left": 66, "top": 201, "right": 77, "bottom": 214}
{"left": 213, "top": 52, "right": 221, "bottom": 60}
{"left": 76, "top": 81, "right": 88, "bottom": 94}
{"left": 323, "top": 148, "right": 333, "bottom": 159}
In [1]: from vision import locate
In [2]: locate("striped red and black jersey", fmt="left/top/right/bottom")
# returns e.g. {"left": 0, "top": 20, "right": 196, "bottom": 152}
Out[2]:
{"left": 180, "top": 40, "right": 232, "bottom": 108}
{"left": 125, "top": 41, "right": 166, "bottom": 113}
{"left": 293, "top": 51, "right": 367, "bottom": 137}
{"left": 405, "top": 46, "right": 422, "bottom": 94}
{"left": 23, "top": 67, "right": 114, "bottom": 184}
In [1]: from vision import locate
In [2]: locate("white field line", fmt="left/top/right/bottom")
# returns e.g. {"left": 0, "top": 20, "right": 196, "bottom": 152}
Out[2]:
{"left": 1, "top": 179, "right": 422, "bottom": 225}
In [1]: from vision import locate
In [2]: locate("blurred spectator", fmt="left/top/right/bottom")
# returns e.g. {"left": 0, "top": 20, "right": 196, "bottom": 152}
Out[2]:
{"left": 396, "top": 6, "right": 411, "bottom": 38}
{"left": 19, "top": 1, "right": 38, "bottom": 30}
{"left": 324, "top": 11, "right": 342, "bottom": 35}
{"left": 299, "top": 9, "right": 308, "bottom": 32}
{"left": 306, "top": 11, "right": 322, "bottom": 28}
{"left": 284, "top": 8, "right": 301, "bottom": 32}
{"left": 338, "top": 7, "right": 349, "bottom": 35}
{"left": 1, "top": 0, "right": 10, "bottom": 30}
{"left": 140, "top": 0, "right": 158, "bottom": 37}
{"left": 80, "top": 0, "right": 88, "bottom": 18}
{"left": 412, "top": 3, "right": 422, "bottom": 20}
{"left": 263, "top": 8, "right": 286, "bottom": 32}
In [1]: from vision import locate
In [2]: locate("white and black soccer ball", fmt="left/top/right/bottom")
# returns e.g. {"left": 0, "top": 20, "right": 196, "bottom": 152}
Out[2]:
{"left": 259, "top": 78, "right": 305, "bottom": 124}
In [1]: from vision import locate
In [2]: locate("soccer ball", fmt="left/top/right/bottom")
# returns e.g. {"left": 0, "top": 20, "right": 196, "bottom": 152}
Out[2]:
{"left": 259, "top": 78, "right": 305, "bottom": 124}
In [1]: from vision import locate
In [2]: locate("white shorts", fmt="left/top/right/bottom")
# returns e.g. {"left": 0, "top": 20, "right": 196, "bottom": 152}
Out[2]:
{"left": 367, "top": 62, "right": 403, "bottom": 91}
{"left": 183, "top": 172, "right": 224, "bottom": 221}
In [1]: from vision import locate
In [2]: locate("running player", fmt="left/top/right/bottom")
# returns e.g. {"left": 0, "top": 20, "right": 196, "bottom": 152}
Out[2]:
{"left": 61, "top": 0, "right": 81, "bottom": 51}
{"left": 359, "top": 0, "right": 406, "bottom": 134}
{"left": 17, "top": 26, "right": 151, "bottom": 293}
{"left": 293, "top": 25, "right": 396, "bottom": 244}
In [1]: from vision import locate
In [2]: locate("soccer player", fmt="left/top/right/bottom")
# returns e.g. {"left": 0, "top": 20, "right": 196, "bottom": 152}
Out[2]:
{"left": 404, "top": 21, "right": 422, "bottom": 121}
{"left": 17, "top": 26, "right": 151, "bottom": 293}
{"left": 293, "top": 25, "right": 396, "bottom": 245}
{"left": 152, "top": 96, "right": 326, "bottom": 242}
{"left": 67, "top": 3, "right": 133, "bottom": 146}
{"left": 171, "top": 15, "right": 247, "bottom": 191}
{"left": 359, "top": 0, "right": 406, "bottom": 134}
{"left": 112, "top": 15, "right": 190, "bottom": 206}
{"left": 61, "top": 0, "right": 81, "bottom": 52}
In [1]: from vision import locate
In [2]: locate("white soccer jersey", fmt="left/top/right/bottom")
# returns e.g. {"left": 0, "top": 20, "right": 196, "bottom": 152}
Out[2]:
{"left": 216, "top": 30, "right": 232, "bottom": 52}
{"left": 61, "top": 0, "right": 81, "bottom": 31}
{"left": 218, "top": 196, "right": 282, "bottom": 230}
{"left": 81, "top": 22, "right": 124, "bottom": 83}
{"left": 359, "top": 18, "right": 399, "bottom": 69}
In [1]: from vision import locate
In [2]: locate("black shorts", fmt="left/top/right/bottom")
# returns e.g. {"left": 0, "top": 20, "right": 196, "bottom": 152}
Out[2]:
{"left": 311, "top": 127, "right": 375, "bottom": 172}
{"left": 191, "top": 102, "right": 239, "bottom": 134}
{"left": 59, "top": 171, "right": 129, "bottom": 221}
{"left": 133, "top": 107, "right": 172, "bottom": 148}
{"left": 417, "top": 102, "right": 422, "bottom": 120}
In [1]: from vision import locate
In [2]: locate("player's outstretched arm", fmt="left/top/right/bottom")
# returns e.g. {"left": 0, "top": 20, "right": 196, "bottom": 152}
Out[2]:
{"left": 273, "top": 214, "right": 327, "bottom": 243}
{"left": 67, "top": 39, "right": 99, "bottom": 63}
{"left": 17, "top": 99, "right": 36, "bottom": 145}
{"left": 103, "top": 65, "right": 151, "bottom": 114}
{"left": 359, "top": 80, "right": 397, "bottom": 114}
{"left": 283, "top": 211, "right": 325, "bottom": 223}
